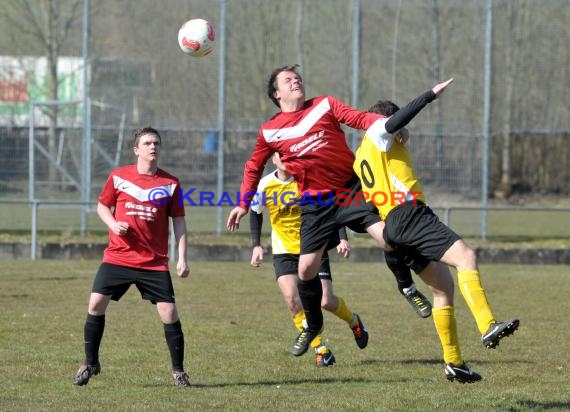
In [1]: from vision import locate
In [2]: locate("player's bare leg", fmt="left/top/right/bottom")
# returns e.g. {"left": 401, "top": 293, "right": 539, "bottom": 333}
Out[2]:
{"left": 418, "top": 261, "right": 482, "bottom": 383}
{"left": 440, "top": 240, "right": 519, "bottom": 348}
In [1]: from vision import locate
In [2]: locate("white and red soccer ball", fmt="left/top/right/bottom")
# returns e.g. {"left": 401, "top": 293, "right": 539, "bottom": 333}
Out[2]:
{"left": 178, "top": 18, "right": 215, "bottom": 57}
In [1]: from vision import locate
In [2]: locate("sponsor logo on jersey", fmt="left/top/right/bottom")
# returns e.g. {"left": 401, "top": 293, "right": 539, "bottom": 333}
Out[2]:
{"left": 289, "top": 130, "right": 324, "bottom": 153}
{"left": 124, "top": 202, "right": 159, "bottom": 221}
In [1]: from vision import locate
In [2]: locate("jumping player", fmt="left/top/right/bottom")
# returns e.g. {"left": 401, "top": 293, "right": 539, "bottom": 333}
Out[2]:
{"left": 227, "top": 64, "right": 431, "bottom": 357}
{"left": 353, "top": 82, "right": 519, "bottom": 382}
{"left": 250, "top": 152, "right": 369, "bottom": 367}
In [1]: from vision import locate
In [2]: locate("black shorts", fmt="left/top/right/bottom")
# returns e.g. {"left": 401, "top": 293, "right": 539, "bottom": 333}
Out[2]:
{"left": 273, "top": 252, "right": 333, "bottom": 281}
{"left": 384, "top": 201, "right": 461, "bottom": 261}
{"left": 92, "top": 262, "right": 175, "bottom": 304}
{"left": 300, "top": 176, "right": 380, "bottom": 254}
{"left": 385, "top": 247, "right": 431, "bottom": 275}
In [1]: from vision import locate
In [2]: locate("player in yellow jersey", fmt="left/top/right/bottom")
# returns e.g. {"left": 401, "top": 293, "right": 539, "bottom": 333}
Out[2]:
{"left": 249, "top": 153, "right": 368, "bottom": 367}
{"left": 354, "top": 79, "right": 519, "bottom": 383}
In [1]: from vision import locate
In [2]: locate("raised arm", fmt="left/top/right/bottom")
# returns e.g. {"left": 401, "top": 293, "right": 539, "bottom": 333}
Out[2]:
{"left": 385, "top": 78, "right": 454, "bottom": 133}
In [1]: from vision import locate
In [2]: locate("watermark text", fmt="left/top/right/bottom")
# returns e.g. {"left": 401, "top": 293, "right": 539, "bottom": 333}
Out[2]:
{"left": 147, "top": 187, "right": 422, "bottom": 208}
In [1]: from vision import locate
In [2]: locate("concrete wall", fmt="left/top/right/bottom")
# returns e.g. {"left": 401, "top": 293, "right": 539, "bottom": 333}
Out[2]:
{"left": 1, "top": 242, "right": 569, "bottom": 265}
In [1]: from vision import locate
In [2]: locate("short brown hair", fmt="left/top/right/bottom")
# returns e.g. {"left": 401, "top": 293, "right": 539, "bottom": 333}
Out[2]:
{"left": 367, "top": 100, "right": 400, "bottom": 116}
{"left": 266, "top": 64, "right": 302, "bottom": 108}
{"left": 132, "top": 127, "right": 161, "bottom": 147}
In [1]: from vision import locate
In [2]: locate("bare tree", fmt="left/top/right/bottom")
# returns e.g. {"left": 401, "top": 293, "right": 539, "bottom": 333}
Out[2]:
{"left": 391, "top": 0, "right": 403, "bottom": 100}
{"left": 497, "top": 0, "right": 529, "bottom": 199}
{"left": 431, "top": 0, "right": 444, "bottom": 176}
{"left": 295, "top": 0, "right": 305, "bottom": 69}
{"left": 3, "top": 0, "right": 82, "bottom": 184}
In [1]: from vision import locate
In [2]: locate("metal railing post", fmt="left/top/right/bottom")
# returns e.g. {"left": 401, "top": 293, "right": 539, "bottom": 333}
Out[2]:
{"left": 31, "top": 200, "right": 38, "bottom": 260}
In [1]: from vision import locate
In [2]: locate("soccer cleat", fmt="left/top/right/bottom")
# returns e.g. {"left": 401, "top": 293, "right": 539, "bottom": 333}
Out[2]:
{"left": 351, "top": 314, "right": 369, "bottom": 349}
{"left": 444, "top": 362, "right": 482, "bottom": 384}
{"left": 73, "top": 361, "right": 101, "bottom": 386}
{"left": 172, "top": 371, "right": 191, "bottom": 387}
{"left": 403, "top": 284, "right": 433, "bottom": 318}
{"left": 315, "top": 349, "right": 336, "bottom": 367}
{"left": 291, "top": 327, "right": 322, "bottom": 357}
{"left": 481, "top": 319, "right": 520, "bottom": 349}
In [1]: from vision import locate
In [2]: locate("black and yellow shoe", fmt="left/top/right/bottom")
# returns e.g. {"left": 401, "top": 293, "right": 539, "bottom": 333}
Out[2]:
{"left": 291, "top": 328, "right": 322, "bottom": 357}
{"left": 403, "top": 284, "right": 432, "bottom": 318}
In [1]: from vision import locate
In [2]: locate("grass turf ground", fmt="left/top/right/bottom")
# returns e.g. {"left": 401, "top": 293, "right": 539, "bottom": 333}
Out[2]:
{"left": 0, "top": 261, "right": 568, "bottom": 411}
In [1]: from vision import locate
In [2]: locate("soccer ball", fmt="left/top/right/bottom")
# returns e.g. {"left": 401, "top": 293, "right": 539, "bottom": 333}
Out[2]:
{"left": 177, "top": 18, "right": 215, "bottom": 57}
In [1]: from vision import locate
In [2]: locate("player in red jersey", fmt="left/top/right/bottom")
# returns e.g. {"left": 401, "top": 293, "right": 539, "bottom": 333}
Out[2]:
{"left": 227, "top": 65, "right": 431, "bottom": 356}
{"left": 73, "top": 127, "right": 191, "bottom": 388}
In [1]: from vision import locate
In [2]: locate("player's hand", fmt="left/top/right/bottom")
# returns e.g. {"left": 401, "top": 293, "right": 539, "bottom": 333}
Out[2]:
{"left": 337, "top": 239, "right": 352, "bottom": 259}
{"left": 177, "top": 260, "right": 189, "bottom": 278}
{"left": 227, "top": 207, "right": 248, "bottom": 231}
{"left": 112, "top": 221, "right": 129, "bottom": 236}
{"left": 432, "top": 78, "right": 454, "bottom": 97}
{"left": 250, "top": 246, "right": 264, "bottom": 267}
{"left": 395, "top": 127, "right": 409, "bottom": 145}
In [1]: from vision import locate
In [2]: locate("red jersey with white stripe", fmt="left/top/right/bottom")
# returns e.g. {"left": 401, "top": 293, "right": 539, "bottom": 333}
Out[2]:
{"left": 98, "top": 165, "right": 185, "bottom": 270}
{"left": 239, "top": 95, "right": 382, "bottom": 209}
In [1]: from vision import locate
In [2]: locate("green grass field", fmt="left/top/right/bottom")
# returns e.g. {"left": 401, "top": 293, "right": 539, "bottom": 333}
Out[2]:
{"left": 1, "top": 261, "right": 568, "bottom": 411}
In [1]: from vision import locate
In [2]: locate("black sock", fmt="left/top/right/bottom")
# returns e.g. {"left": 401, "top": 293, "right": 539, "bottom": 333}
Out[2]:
{"left": 297, "top": 276, "right": 323, "bottom": 333}
{"left": 384, "top": 249, "right": 414, "bottom": 294}
{"left": 84, "top": 314, "right": 105, "bottom": 365}
{"left": 164, "top": 320, "right": 184, "bottom": 372}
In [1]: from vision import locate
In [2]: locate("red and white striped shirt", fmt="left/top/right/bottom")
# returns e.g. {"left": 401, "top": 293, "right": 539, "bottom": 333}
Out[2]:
{"left": 239, "top": 95, "right": 382, "bottom": 209}
{"left": 99, "top": 165, "right": 185, "bottom": 270}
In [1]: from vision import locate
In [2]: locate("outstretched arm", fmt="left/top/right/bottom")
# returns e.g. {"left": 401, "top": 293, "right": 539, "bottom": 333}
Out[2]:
{"left": 385, "top": 78, "right": 454, "bottom": 133}
{"left": 432, "top": 78, "right": 454, "bottom": 97}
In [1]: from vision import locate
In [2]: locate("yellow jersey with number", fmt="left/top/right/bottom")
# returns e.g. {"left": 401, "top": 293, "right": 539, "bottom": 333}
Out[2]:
{"left": 251, "top": 171, "right": 301, "bottom": 254}
{"left": 354, "top": 118, "right": 426, "bottom": 220}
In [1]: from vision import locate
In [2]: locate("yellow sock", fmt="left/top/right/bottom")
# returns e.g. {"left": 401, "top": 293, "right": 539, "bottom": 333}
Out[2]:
{"left": 315, "top": 343, "right": 329, "bottom": 355}
{"left": 310, "top": 334, "right": 323, "bottom": 349}
{"left": 293, "top": 311, "right": 322, "bottom": 348}
{"left": 332, "top": 296, "right": 354, "bottom": 324}
{"left": 432, "top": 305, "right": 462, "bottom": 365}
{"left": 292, "top": 311, "right": 305, "bottom": 333}
{"left": 457, "top": 270, "right": 496, "bottom": 334}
